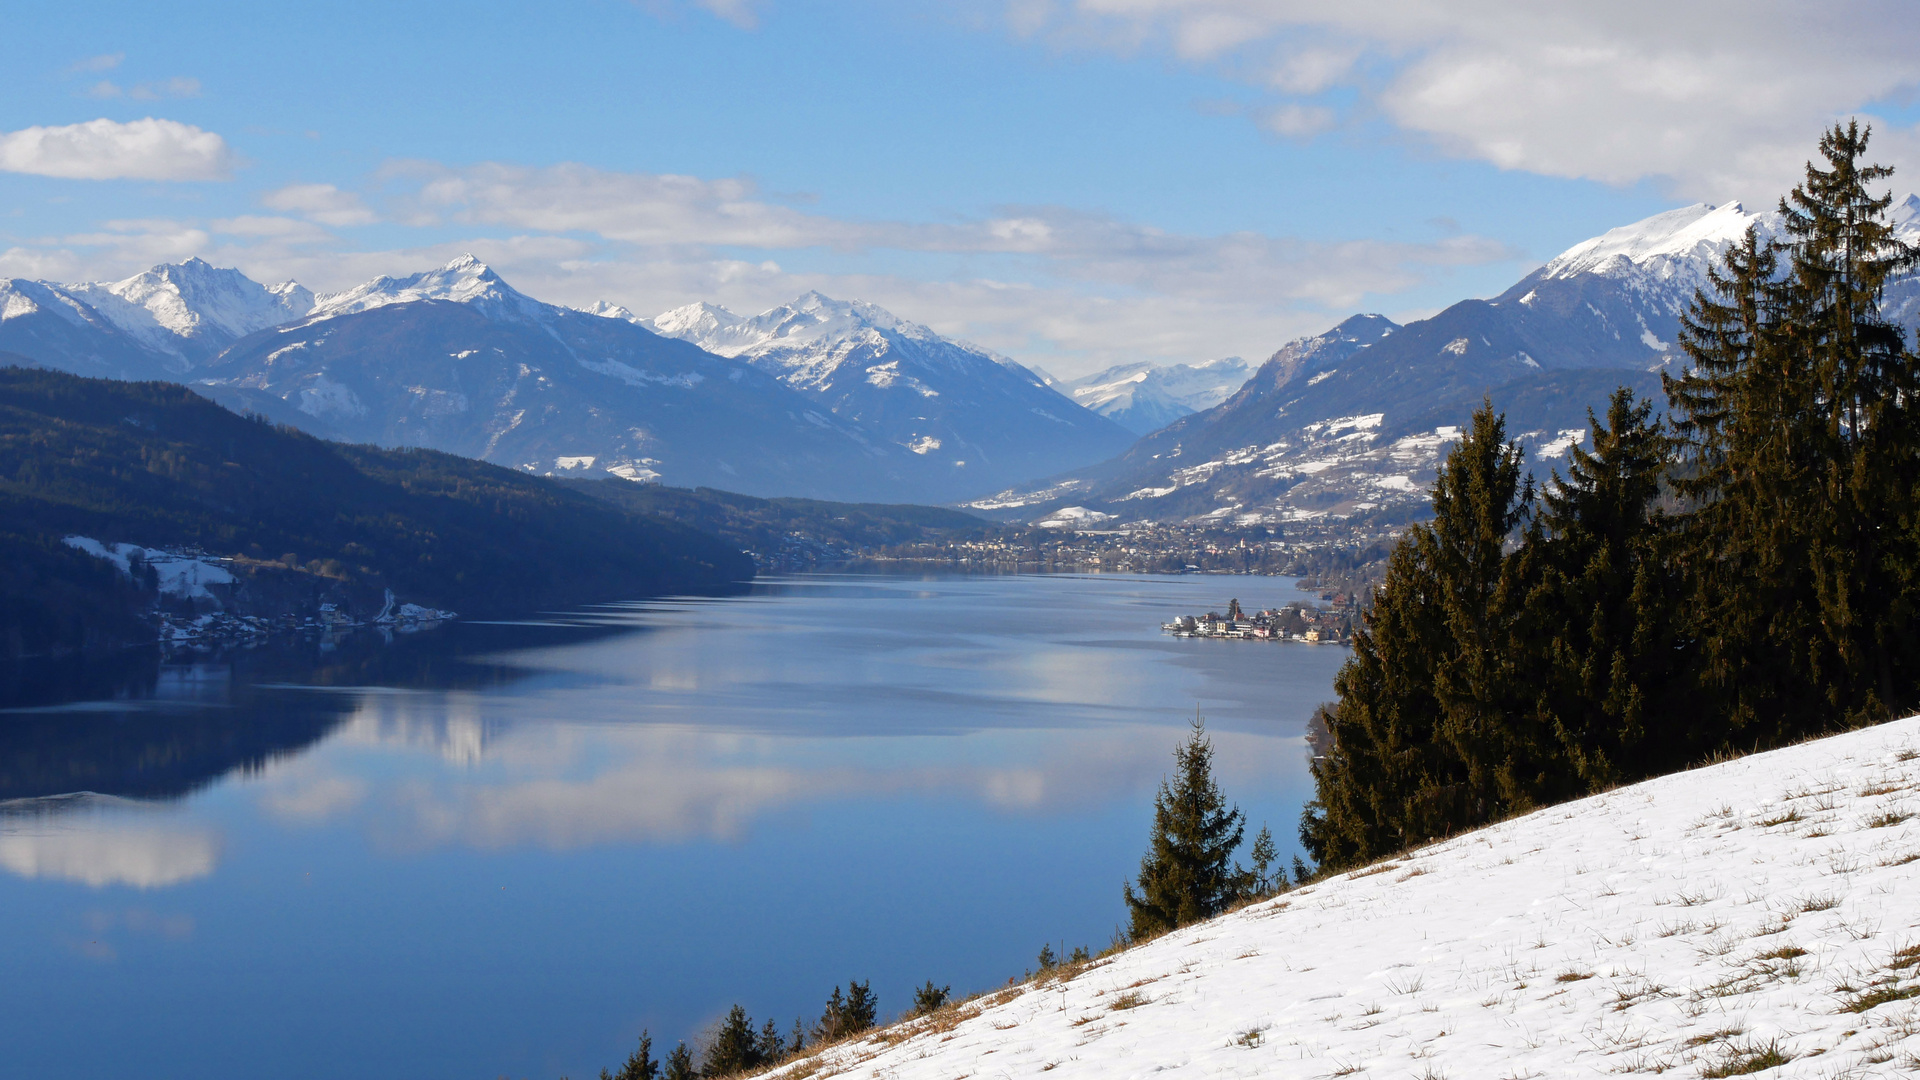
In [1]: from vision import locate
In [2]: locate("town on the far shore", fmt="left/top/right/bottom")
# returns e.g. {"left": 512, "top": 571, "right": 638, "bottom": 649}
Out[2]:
{"left": 1162, "top": 594, "right": 1357, "bottom": 643}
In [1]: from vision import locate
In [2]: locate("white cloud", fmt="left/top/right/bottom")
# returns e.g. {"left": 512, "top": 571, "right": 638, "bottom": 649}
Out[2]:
{"left": 400, "top": 160, "right": 1509, "bottom": 310}
{"left": 260, "top": 182, "right": 377, "bottom": 226}
{"left": 1006, "top": 1, "right": 1920, "bottom": 201}
{"left": 0, "top": 147, "right": 1513, "bottom": 375}
{"left": 130, "top": 77, "right": 203, "bottom": 100}
{"left": 85, "top": 77, "right": 203, "bottom": 101}
{"left": 1263, "top": 103, "right": 1335, "bottom": 138}
{"left": 0, "top": 118, "right": 233, "bottom": 181}
{"left": 697, "top": 0, "right": 762, "bottom": 28}
{"left": 69, "top": 52, "right": 124, "bottom": 73}
{"left": 210, "top": 215, "right": 335, "bottom": 242}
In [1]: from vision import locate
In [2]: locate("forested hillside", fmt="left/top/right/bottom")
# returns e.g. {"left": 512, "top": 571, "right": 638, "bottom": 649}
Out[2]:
{"left": 562, "top": 479, "right": 998, "bottom": 564}
{"left": 0, "top": 366, "right": 754, "bottom": 657}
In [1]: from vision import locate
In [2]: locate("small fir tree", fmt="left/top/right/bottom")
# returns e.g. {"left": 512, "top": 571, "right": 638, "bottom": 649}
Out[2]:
{"left": 663, "top": 1043, "right": 696, "bottom": 1080}
{"left": 1036, "top": 943, "right": 1057, "bottom": 970}
{"left": 1123, "top": 715, "right": 1250, "bottom": 939}
{"left": 812, "top": 981, "right": 877, "bottom": 1043}
{"left": 613, "top": 1031, "right": 658, "bottom": 1080}
{"left": 910, "top": 982, "right": 951, "bottom": 1017}
{"left": 701, "top": 1005, "right": 764, "bottom": 1076}
{"left": 1248, "top": 825, "right": 1278, "bottom": 893}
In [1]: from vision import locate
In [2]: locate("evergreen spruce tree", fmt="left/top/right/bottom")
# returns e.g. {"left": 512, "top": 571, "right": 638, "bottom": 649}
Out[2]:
{"left": 910, "top": 982, "right": 951, "bottom": 1017}
{"left": 1668, "top": 121, "right": 1920, "bottom": 740}
{"left": 812, "top": 981, "right": 876, "bottom": 1043}
{"left": 663, "top": 1043, "right": 696, "bottom": 1080}
{"left": 755, "top": 1018, "right": 784, "bottom": 1067}
{"left": 813, "top": 985, "right": 846, "bottom": 1044}
{"left": 1510, "top": 387, "right": 1693, "bottom": 791}
{"left": 1248, "top": 825, "right": 1278, "bottom": 893}
{"left": 1123, "top": 716, "right": 1250, "bottom": 938}
{"left": 701, "top": 1005, "right": 763, "bottom": 1076}
{"left": 613, "top": 1031, "right": 659, "bottom": 1080}
{"left": 843, "top": 980, "right": 876, "bottom": 1033}
{"left": 1302, "top": 401, "right": 1531, "bottom": 868}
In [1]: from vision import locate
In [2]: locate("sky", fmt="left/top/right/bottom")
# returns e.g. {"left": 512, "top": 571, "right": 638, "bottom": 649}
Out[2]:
{"left": 2, "top": 0, "right": 1918, "bottom": 379}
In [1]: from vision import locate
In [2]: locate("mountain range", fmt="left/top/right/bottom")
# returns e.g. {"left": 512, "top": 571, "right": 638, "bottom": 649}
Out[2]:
{"left": 4, "top": 194, "right": 1915, "bottom": 521}
{"left": 0, "top": 258, "right": 1131, "bottom": 504}
{"left": 971, "top": 194, "right": 1920, "bottom": 528}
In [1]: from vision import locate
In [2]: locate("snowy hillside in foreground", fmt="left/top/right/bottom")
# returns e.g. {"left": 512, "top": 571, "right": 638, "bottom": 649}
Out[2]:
{"left": 760, "top": 718, "right": 1920, "bottom": 1079}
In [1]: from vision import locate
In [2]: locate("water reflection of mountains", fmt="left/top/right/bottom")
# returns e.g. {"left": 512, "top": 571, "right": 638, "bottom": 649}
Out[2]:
{"left": 0, "top": 619, "right": 641, "bottom": 803}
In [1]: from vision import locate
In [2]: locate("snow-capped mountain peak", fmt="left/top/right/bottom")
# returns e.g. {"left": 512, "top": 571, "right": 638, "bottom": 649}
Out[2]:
{"left": 1890, "top": 191, "right": 1920, "bottom": 234}
{"left": 1057, "top": 356, "right": 1256, "bottom": 434}
{"left": 58, "top": 258, "right": 315, "bottom": 368}
{"left": 1542, "top": 202, "right": 1772, "bottom": 281}
{"left": 309, "top": 254, "right": 540, "bottom": 322}
{"left": 641, "top": 300, "right": 756, "bottom": 352}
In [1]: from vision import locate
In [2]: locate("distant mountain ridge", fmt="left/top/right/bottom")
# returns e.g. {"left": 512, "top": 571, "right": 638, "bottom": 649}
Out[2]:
{"left": 972, "top": 196, "right": 1920, "bottom": 528}
{"left": 1052, "top": 357, "right": 1253, "bottom": 434}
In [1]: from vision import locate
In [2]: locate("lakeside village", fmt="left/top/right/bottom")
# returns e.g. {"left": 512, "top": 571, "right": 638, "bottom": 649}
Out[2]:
{"left": 1162, "top": 594, "right": 1357, "bottom": 643}
{"left": 849, "top": 517, "right": 1399, "bottom": 596}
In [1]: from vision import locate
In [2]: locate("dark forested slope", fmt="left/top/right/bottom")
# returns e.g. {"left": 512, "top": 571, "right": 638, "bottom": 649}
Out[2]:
{"left": 563, "top": 479, "right": 998, "bottom": 561}
{"left": 0, "top": 366, "right": 754, "bottom": 655}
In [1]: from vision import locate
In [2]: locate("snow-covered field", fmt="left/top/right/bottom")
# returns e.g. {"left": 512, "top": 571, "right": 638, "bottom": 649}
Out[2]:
{"left": 766, "top": 719, "right": 1920, "bottom": 1078}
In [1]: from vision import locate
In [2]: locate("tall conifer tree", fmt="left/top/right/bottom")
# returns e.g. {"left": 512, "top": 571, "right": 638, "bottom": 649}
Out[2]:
{"left": 1302, "top": 401, "right": 1531, "bottom": 868}
{"left": 1669, "top": 121, "right": 1920, "bottom": 736}
{"left": 1510, "top": 388, "right": 1691, "bottom": 791}
{"left": 1124, "top": 717, "right": 1249, "bottom": 938}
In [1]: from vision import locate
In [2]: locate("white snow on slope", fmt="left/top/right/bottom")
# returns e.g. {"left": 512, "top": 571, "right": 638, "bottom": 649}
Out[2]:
{"left": 308, "top": 254, "right": 542, "bottom": 322}
{"left": 637, "top": 291, "right": 1020, "bottom": 396}
{"left": 65, "top": 258, "right": 313, "bottom": 362}
{"left": 760, "top": 718, "right": 1920, "bottom": 1079}
{"left": 63, "top": 536, "right": 234, "bottom": 599}
{"left": 1545, "top": 193, "right": 1920, "bottom": 287}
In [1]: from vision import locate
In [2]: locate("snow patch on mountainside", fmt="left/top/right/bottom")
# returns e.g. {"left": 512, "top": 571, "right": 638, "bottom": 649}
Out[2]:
{"left": 759, "top": 717, "right": 1920, "bottom": 1080}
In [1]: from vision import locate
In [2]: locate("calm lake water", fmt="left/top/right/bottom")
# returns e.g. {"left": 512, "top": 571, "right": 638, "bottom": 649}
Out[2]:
{"left": 0, "top": 572, "right": 1348, "bottom": 1080}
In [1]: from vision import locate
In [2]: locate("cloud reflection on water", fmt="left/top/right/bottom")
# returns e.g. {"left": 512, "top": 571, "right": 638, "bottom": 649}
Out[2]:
{"left": 254, "top": 686, "right": 1306, "bottom": 852}
{"left": 0, "top": 800, "right": 221, "bottom": 888}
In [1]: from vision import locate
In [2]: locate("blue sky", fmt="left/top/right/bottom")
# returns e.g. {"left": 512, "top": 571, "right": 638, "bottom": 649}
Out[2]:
{"left": 2, "top": 1, "right": 1916, "bottom": 377}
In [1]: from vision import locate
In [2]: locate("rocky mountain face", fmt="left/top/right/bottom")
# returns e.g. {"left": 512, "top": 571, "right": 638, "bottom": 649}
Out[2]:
{"left": 196, "top": 259, "right": 961, "bottom": 501}
{"left": 1051, "top": 357, "right": 1253, "bottom": 434}
{"left": 971, "top": 197, "right": 1920, "bottom": 528}
{"left": 631, "top": 291, "right": 1134, "bottom": 498}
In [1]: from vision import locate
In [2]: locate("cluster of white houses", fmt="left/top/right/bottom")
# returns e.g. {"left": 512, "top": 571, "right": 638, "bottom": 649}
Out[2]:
{"left": 1161, "top": 598, "right": 1351, "bottom": 643}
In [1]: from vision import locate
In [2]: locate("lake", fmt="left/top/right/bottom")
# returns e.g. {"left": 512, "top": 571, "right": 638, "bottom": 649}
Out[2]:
{"left": 0, "top": 572, "right": 1349, "bottom": 1080}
